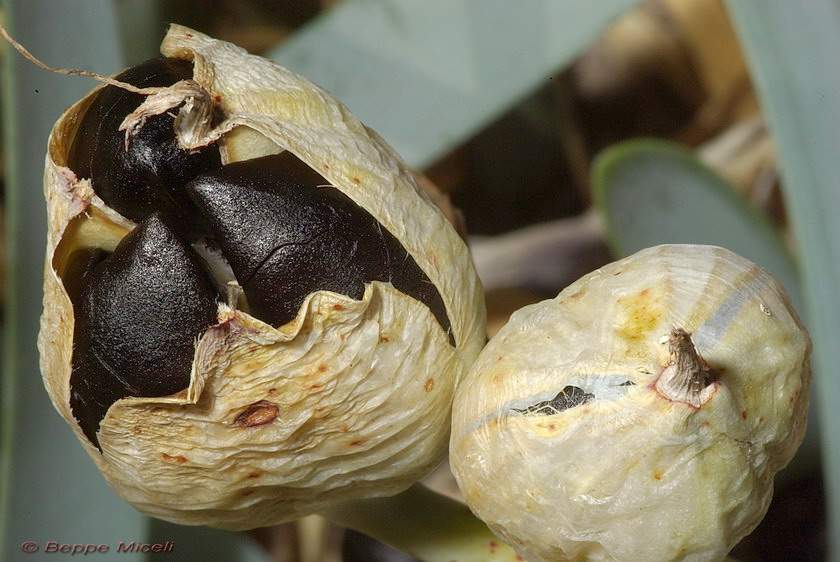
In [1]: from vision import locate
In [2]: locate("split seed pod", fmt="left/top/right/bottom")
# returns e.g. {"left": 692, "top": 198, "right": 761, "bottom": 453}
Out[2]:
{"left": 40, "top": 25, "right": 485, "bottom": 530}
{"left": 450, "top": 245, "right": 810, "bottom": 561}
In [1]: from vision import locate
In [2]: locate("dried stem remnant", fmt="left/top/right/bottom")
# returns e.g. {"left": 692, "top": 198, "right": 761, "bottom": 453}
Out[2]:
{"left": 655, "top": 328, "right": 716, "bottom": 407}
{"left": 119, "top": 79, "right": 215, "bottom": 151}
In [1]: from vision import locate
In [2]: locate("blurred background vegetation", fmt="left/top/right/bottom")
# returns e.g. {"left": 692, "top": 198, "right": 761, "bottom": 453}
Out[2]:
{"left": 1, "top": 0, "right": 834, "bottom": 560}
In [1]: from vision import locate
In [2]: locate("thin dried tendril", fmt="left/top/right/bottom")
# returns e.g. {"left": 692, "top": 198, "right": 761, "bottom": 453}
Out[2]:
{"left": 0, "top": 25, "right": 165, "bottom": 96}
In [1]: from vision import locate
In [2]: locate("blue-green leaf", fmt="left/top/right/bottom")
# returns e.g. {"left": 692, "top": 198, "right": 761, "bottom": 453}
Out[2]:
{"left": 593, "top": 138, "right": 801, "bottom": 312}
{"left": 270, "top": 0, "right": 644, "bottom": 168}
{"left": 726, "top": 1, "right": 840, "bottom": 558}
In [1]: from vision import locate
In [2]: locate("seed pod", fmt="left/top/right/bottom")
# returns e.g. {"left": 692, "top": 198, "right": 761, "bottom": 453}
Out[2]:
{"left": 450, "top": 245, "right": 811, "bottom": 561}
{"left": 40, "top": 25, "right": 485, "bottom": 530}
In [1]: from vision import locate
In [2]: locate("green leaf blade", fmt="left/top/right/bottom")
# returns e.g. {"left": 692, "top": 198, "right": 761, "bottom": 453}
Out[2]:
{"left": 593, "top": 138, "right": 802, "bottom": 312}
{"left": 726, "top": 1, "right": 840, "bottom": 558}
{"left": 270, "top": 0, "right": 644, "bottom": 168}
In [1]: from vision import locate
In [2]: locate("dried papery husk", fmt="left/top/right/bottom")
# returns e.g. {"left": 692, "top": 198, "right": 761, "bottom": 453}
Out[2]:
{"left": 40, "top": 25, "right": 485, "bottom": 530}
{"left": 450, "top": 244, "right": 811, "bottom": 561}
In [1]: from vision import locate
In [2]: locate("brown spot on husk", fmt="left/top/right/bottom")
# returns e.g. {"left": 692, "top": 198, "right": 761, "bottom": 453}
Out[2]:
{"left": 235, "top": 400, "right": 279, "bottom": 427}
{"left": 161, "top": 453, "right": 187, "bottom": 463}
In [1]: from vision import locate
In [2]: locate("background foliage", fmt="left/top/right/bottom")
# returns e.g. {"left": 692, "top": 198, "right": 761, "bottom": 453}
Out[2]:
{"left": 1, "top": 0, "right": 831, "bottom": 560}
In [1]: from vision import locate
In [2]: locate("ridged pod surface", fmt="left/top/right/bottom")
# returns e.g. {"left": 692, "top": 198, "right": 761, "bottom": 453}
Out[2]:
{"left": 450, "top": 244, "right": 810, "bottom": 561}
{"left": 40, "top": 25, "right": 485, "bottom": 529}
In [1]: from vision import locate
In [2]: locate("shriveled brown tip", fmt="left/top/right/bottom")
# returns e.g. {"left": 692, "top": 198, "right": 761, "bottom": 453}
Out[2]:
{"left": 655, "top": 328, "right": 716, "bottom": 407}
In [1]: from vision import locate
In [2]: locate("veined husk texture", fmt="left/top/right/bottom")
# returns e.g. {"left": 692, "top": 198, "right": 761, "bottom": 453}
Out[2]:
{"left": 450, "top": 244, "right": 811, "bottom": 561}
{"left": 40, "top": 25, "right": 485, "bottom": 530}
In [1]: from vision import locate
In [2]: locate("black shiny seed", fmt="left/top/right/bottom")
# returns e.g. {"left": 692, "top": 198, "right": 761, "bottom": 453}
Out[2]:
{"left": 69, "top": 213, "right": 220, "bottom": 448}
{"left": 186, "top": 152, "right": 454, "bottom": 344}
{"left": 67, "top": 57, "right": 222, "bottom": 240}
{"left": 514, "top": 385, "right": 595, "bottom": 415}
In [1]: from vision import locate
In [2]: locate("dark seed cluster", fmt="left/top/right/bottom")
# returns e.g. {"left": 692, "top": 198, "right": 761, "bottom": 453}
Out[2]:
{"left": 64, "top": 57, "right": 453, "bottom": 448}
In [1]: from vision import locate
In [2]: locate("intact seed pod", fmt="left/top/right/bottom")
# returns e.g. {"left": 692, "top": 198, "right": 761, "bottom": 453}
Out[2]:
{"left": 40, "top": 25, "right": 485, "bottom": 530}
{"left": 450, "top": 244, "right": 811, "bottom": 561}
